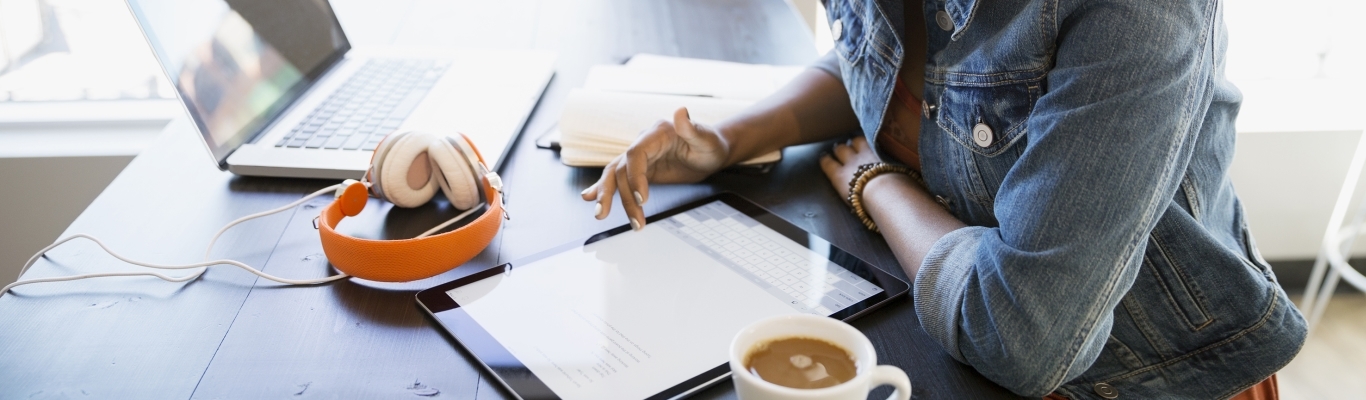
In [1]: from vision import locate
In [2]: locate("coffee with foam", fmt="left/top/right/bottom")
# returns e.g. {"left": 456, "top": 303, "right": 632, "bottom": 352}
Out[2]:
{"left": 744, "top": 336, "right": 858, "bottom": 389}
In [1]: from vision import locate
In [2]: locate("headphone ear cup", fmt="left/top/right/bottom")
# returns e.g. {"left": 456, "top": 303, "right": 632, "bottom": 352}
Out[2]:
{"left": 367, "top": 131, "right": 406, "bottom": 202}
{"left": 338, "top": 181, "right": 370, "bottom": 217}
{"left": 428, "top": 136, "right": 481, "bottom": 210}
{"left": 376, "top": 132, "right": 439, "bottom": 208}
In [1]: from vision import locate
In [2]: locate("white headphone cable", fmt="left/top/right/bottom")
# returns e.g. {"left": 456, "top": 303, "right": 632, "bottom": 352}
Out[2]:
{"left": 203, "top": 183, "right": 343, "bottom": 259}
{"left": 418, "top": 207, "right": 481, "bottom": 238}
{"left": 2, "top": 184, "right": 350, "bottom": 297}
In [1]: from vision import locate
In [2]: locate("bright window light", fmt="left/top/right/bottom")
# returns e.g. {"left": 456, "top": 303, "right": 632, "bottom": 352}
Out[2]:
{"left": 0, "top": 0, "right": 172, "bottom": 102}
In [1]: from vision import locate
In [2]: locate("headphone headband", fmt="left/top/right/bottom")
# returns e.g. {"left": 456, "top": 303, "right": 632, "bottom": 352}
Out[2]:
{"left": 2, "top": 131, "right": 505, "bottom": 295}
{"left": 317, "top": 177, "right": 503, "bottom": 282}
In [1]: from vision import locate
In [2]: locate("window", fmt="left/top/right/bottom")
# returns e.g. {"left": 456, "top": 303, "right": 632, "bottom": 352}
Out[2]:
{"left": 0, "top": 0, "right": 172, "bottom": 102}
{"left": 1225, "top": 0, "right": 1364, "bottom": 133}
{"left": 0, "top": 0, "right": 176, "bottom": 158}
{"left": 1225, "top": 0, "right": 1362, "bottom": 82}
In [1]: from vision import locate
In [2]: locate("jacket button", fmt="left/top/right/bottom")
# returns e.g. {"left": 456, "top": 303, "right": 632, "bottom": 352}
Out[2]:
{"left": 935, "top": 11, "right": 953, "bottom": 31}
{"left": 972, "top": 123, "right": 993, "bottom": 147}
{"left": 1094, "top": 382, "right": 1119, "bottom": 399}
{"left": 921, "top": 100, "right": 936, "bottom": 118}
{"left": 831, "top": 19, "right": 843, "bottom": 41}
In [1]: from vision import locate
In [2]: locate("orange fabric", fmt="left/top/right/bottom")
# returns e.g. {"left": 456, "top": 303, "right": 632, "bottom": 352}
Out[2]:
{"left": 318, "top": 178, "right": 503, "bottom": 282}
{"left": 1229, "top": 375, "right": 1279, "bottom": 400}
{"left": 1040, "top": 375, "right": 1278, "bottom": 400}
{"left": 338, "top": 181, "right": 369, "bottom": 217}
{"left": 877, "top": 77, "right": 923, "bottom": 169}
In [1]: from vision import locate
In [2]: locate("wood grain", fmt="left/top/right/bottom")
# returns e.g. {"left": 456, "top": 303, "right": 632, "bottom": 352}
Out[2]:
{"left": 0, "top": 0, "right": 1023, "bottom": 398}
{"left": 0, "top": 119, "right": 326, "bottom": 399}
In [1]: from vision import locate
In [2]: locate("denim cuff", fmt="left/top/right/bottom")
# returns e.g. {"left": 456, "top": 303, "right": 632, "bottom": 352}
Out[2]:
{"left": 914, "top": 225, "right": 988, "bottom": 364}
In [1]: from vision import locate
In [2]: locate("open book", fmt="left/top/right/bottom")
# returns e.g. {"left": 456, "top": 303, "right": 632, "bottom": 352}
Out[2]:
{"left": 557, "top": 54, "right": 806, "bottom": 167}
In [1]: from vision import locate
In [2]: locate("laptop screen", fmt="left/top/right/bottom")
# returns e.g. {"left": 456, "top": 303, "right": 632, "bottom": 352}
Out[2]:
{"left": 125, "top": 0, "right": 349, "bottom": 166}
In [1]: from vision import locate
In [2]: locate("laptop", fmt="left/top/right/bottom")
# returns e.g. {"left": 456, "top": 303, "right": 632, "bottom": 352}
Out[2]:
{"left": 125, "top": 0, "right": 555, "bottom": 179}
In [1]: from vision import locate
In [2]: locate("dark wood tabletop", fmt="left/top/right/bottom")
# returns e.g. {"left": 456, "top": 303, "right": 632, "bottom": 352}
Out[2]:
{"left": 0, "top": 0, "right": 1022, "bottom": 398}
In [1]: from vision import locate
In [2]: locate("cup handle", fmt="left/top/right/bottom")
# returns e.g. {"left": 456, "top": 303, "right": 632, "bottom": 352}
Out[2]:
{"left": 870, "top": 365, "right": 911, "bottom": 400}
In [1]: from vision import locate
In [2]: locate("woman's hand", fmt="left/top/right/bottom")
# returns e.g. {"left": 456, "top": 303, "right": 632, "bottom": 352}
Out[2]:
{"left": 819, "top": 136, "right": 883, "bottom": 202}
{"left": 582, "top": 107, "right": 731, "bottom": 229}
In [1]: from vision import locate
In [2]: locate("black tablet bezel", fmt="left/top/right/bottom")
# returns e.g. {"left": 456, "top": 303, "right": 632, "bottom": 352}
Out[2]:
{"left": 417, "top": 192, "right": 909, "bottom": 400}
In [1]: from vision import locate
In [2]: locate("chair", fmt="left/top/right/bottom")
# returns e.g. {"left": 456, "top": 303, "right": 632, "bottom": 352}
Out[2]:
{"left": 1300, "top": 131, "right": 1366, "bottom": 330}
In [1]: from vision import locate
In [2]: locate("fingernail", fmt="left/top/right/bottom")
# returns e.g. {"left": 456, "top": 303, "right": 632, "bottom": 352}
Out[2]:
{"left": 634, "top": 191, "right": 644, "bottom": 205}
{"left": 581, "top": 187, "right": 592, "bottom": 196}
{"left": 594, "top": 203, "right": 604, "bottom": 219}
{"left": 630, "top": 218, "right": 642, "bottom": 231}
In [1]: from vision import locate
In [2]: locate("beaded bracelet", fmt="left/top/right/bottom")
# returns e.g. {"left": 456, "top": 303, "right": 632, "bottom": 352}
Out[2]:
{"left": 846, "top": 162, "right": 922, "bottom": 233}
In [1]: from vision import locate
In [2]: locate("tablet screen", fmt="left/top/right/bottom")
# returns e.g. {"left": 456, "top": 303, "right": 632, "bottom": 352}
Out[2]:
{"left": 423, "top": 197, "right": 899, "bottom": 400}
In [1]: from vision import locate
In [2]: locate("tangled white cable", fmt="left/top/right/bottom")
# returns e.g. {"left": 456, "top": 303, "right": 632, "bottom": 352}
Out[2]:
{"left": 2, "top": 184, "right": 351, "bottom": 297}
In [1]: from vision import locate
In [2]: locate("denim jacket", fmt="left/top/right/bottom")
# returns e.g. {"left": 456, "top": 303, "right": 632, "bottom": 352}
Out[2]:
{"left": 818, "top": 0, "right": 1307, "bottom": 398}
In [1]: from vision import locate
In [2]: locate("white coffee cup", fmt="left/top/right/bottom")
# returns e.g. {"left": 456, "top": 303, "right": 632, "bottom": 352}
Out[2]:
{"left": 730, "top": 314, "right": 911, "bottom": 400}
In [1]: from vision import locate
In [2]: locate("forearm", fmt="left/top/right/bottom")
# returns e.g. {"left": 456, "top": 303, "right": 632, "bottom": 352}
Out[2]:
{"left": 862, "top": 174, "right": 966, "bottom": 279}
{"left": 716, "top": 67, "right": 860, "bottom": 166}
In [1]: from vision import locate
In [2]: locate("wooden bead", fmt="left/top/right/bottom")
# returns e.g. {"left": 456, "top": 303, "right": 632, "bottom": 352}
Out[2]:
{"left": 845, "top": 162, "right": 923, "bottom": 233}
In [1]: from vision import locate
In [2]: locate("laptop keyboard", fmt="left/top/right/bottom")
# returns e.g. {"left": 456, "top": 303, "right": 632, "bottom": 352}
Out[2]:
{"left": 275, "top": 59, "right": 451, "bottom": 151}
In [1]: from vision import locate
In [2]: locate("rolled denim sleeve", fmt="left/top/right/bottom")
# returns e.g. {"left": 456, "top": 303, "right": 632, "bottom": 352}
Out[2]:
{"left": 914, "top": 0, "right": 1221, "bottom": 396}
{"left": 914, "top": 226, "right": 987, "bottom": 362}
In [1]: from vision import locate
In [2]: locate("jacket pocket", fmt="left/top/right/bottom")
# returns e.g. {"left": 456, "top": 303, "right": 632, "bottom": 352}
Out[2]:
{"left": 1144, "top": 235, "right": 1214, "bottom": 331}
{"left": 1096, "top": 335, "right": 1146, "bottom": 371}
{"left": 934, "top": 81, "right": 1037, "bottom": 157}
{"left": 1236, "top": 204, "right": 1275, "bottom": 280}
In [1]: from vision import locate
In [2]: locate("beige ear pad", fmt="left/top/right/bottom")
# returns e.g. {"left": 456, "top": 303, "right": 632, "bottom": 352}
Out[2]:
{"left": 368, "top": 131, "right": 409, "bottom": 201}
{"left": 377, "top": 132, "right": 440, "bottom": 208}
{"left": 427, "top": 136, "right": 482, "bottom": 210}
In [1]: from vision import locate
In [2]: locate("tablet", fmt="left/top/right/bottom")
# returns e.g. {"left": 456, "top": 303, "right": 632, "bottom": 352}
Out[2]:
{"left": 416, "top": 193, "right": 909, "bottom": 400}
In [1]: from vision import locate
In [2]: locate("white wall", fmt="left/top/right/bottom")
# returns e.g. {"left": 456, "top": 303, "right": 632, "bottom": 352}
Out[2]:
{"left": 1233, "top": 130, "right": 1366, "bottom": 261}
{"left": 0, "top": 155, "right": 134, "bottom": 281}
{"left": 0, "top": 105, "right": 165, "bottom": 281}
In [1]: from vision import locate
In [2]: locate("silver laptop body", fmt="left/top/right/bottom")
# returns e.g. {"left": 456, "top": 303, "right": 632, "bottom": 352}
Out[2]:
{"left": 126, "top": 0, "right": 554, "bottom": 180}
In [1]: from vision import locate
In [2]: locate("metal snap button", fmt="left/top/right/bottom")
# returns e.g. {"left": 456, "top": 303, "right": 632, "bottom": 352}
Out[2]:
{"left": 832, "top": 19, "right": 844, "bottom": 41}
{"left": 921, "top": 100, "right": 936, "bottom": 118}
{"left": 935, "top": 11, "right": 953, "bottom": 31}
{"left": 972, "top": 123, "right": 993, "bottom": 147}
{"left": 1094, "top": 382, "right": 1119, "bottom": 399}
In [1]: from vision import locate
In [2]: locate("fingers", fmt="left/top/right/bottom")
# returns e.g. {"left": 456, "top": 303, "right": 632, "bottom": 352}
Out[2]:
{"left": 829, "top": 135, "right": 876, "bottom": 167}
{"left": 819, "top": 152, "right": 850, "bottom": 201}
{"left": 852, "top": 135, "right": 870, "bottom": 152}
{"left": 583, "top": 119, "right": 670, "bottom": 225}
{"left": 578, "top": 161, "right": 648, "bottom": 230}
{"left": 579, "top": 111, "right": 712, "bottom": 229}
{"left": 592, "top": 159, "right": 620, "bottom": 220}
{"left": 672, "top": 107, "right": 697, "bottom": 142}
{"left": 614, "top": 161, "right": 646, "bottom": 230}
{"left": 625, "top": 148, "right": 650, "bottom": 207}
{"left": 832, "top": 140, "right": 857, "bottom": 162}
{"left": 819, "top": 152, "right": 842, "bottom": 175}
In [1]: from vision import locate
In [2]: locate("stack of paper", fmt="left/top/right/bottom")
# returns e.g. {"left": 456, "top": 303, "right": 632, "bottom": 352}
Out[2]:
{"left": 557, "top": 54, "right": 805, "bottom": 167}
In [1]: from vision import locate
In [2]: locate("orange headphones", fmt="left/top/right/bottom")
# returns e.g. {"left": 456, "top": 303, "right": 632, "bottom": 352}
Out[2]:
{"left": 1, "top": 130, "right": 505, "bottom": 297}
{"left": 320, "top": 131, "right": 505, "bottom": 282}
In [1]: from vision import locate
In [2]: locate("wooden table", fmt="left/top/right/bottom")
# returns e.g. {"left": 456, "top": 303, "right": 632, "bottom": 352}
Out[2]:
{"left": 0, "top": 0, "right": 1021, "bottom": 398}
